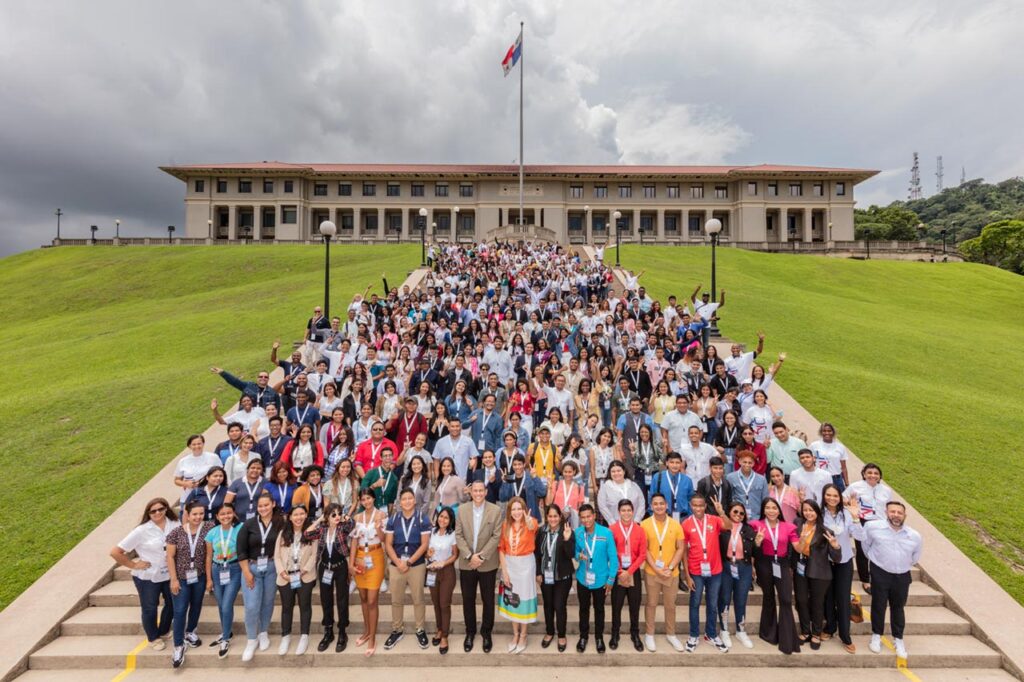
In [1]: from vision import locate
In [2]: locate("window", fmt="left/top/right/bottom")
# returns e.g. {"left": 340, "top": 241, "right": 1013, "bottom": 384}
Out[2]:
{"left": 284, "top": 180, "right": 294, "bottom": 193}
{"left": 570, "top": 185, "right": 583, "bottom": 199}
{"left": 314, "top": 183, "right": 327, "bottom": 196}
{"left": 439, "top": 214, "right": 452, "bottom": 232}
{"left": 281, "top": 206, "right": 297, "bottom": 223}
{"left": 767, "top": 182, "right": 778, "bottom": 197}
{"left": 387, "top": 183, "right": 401, "bottom": 197}
{"left": 666, "top": 184, "right": 680, "bottom": 198}
{"left": 338, "top": 182, "right": 351, "bottom": 196}
{"left": 263, "top": 180, "right": 274, "bottom": 193}
{"left": 688, "top": 215, "right": 702, "bottom": 235}
{"left": 690, "top": 185, "right": 704, "bottom": 199}
{"left": 747, "top": 182, "right": 758, "bottom": 196}
{"left": 238, "top": 179, "right": 252, "bottom": 193}
{"left": 594, "top": 185, "right": 607, "bottom": 198}
{"left": 340, "top": 214, "right": 354, "bottom": 231}
{"left": 435, "top": 184, "right": 449, "bottom": 197}
{"left": 665, "top": 214, "right": 678, "bottom": 233}
{"left": 411, "top": 183, "right": 425, "bottom": 197}
{"left": 216, "top": 179, "right": 227, "bottom": 193}
{"left": 194, "top": 179, "right": 205, "bottom": 193}
{"left": 364, "top": 213, "right": 378, "bottom": 233}
{"left": 640, "top": 214, "right": 654, "bottom": 232}
{"left": 568, "top": 214, "right": 584, "bottom": 231}
{"left": 618, "top": 185, "right": 632, "bottom": 198}
{"left": 362, "top": 183, "right": 376, "bottom": 196}
{"left": 813, "top": 183, "right": 824, "bottom": 197}
{"left": 643, "top": 185, "right": 656, "bottom": 199}
{"left": 388, "top": 213, "right": 402, "bottom": 232}
{"left": 261, "top": 208, "right": 275, "bottom": 228}
{"left": 714, "top": 185, "right": 728, "bottom": 199}
{"left": 789, "top": 183, "right": 802, "bottom": 197}
{"left": 836, "top": 182, "right": 846, "bottom": 196}
{"left": 459, "top": 184, "right": 474, "bottom": 197}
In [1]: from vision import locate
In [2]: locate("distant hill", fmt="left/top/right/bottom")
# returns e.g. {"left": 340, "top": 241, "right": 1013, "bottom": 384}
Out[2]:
{"left": 855, "top": 176, "right": 1024, "bottom": 244}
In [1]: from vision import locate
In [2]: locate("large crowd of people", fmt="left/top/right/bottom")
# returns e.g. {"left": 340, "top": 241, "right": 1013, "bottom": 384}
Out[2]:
{"left": 110, "top": 240, "right": 922, "bottom": 668}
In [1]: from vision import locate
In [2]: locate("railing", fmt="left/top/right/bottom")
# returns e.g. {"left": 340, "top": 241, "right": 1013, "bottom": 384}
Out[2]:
{"left": 486, "top": 224, "right": 557, "bottom": 241}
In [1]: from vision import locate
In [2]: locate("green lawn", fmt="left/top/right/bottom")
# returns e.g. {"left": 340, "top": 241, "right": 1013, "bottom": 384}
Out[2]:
{"left": 0, "top": 244, "right": 418, "bottom": 610}
{"left": 620, "top": 245, "right": 1024, "bottom": 603}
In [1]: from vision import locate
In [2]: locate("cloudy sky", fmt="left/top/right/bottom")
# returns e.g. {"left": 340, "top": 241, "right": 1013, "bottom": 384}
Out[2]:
{"left": 1, "top": 0, "right": 1021, "bottom": 255}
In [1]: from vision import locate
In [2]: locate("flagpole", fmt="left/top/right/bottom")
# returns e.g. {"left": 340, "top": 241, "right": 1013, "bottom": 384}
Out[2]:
{"left": 518, "top": 21, "right": 524, "bottom": 233}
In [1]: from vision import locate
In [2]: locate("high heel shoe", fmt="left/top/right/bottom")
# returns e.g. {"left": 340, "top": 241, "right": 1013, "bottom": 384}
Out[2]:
{"left": 557, "top": 639, "right": 567, "bottom": 652}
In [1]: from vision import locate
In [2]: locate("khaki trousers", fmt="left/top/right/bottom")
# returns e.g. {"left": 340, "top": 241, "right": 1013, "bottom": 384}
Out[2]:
{"left": 389, "top": 562, "right": 427, "bottom": 632}
{"left": 644, "top": 571, "right": 679, "bottom": 636}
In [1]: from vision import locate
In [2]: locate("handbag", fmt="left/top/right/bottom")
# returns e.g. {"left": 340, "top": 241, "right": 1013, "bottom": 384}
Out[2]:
{"left": 850, "top": 593, "right": 864, "bottom": 623}
{"left": 499, "top": 581, "right": 521, "bottom": 608}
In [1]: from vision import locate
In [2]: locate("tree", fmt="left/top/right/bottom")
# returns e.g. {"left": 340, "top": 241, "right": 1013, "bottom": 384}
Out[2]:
{"left": 959, "top": 220, "right": 1024, "bottom": 274}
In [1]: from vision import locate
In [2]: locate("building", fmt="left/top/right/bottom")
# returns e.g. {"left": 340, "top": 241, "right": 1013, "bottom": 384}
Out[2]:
{"left": 160, "top": 162, "right": 878, "bottom": 244}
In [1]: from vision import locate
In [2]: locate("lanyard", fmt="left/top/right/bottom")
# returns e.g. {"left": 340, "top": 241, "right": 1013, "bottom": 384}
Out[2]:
{"left": 508, "top": 524, "right": 523, "bottom": 554}
{"left": 690, "top": 515, "right": 709, "bottom": 558}
{"left": 736, "top": 472, "right": 755, "bottom": 502}
{"left": 652, "top": 517, "right": 670, "bottom": 552}
{"left": 369, "top": 440, "right": 384, "bottom": 466}
{"left": 723, "top": 426, "right": 737, "bottom": 445}
{"left": 268, "top": 437, "right": 282, "bottom": 456}
{"left": 770, "top": 484, "right": 789, "bottom": 505}
{"left": 228, "top": 442, "right": 239, "bottom": 458}
{"left": 277, "top": 484, "right": 289, "bottom": 506}
{"left": 296, "top": 405, "right": 311, "bottom": 424}
{"left": 583, "top": 531, "right": 597, "bottom": 565}
{"left": 560, "top": 480, "right": 576, "bottom": 506}
{"left": 437, "top": 476, "right": 451, "bottom": 499}
{"left": 206, "top": 486, "right": 220, "bottom": 505}
{"left": 258, "top": 519, "right": 272, "bottom": 555}
{"left": 765, "top": 521, "right": 780, "bottom": 556}
{"left": 536, "top": 444, "right": 551, "bottom": 472}
{"left": 310, "top": 485, "right": 322, "bottom": 510}
{"left": 382, "top": 470, "right": 394, "bottom": 494}
{"left": 403, "top": 413, "right": 417, "bottom": 435}
{"left": 399, "top": 514, "right": 417, "bottom": 549}
{"left": 665, "top": 472, "right": 680, "bottom": 507}
{"left": 710, "top": 481, "right": 723, "bottom": 504}
{"left": 513, "top": 476, "right": 526, "bottom": 498}
{"left": 215, "top": 525, "right": 235, "bottom": 562}
{"left": 184, "top": 524, "right": 202, "bottom": 565}
{"left": 618, "top": 521, "right": 634, "bottom": 548}
{"left": 545, "top": 531, "right": 558, "bottom": 563}
{"left": 632, "top": 416, "right": 642, "bottom": 433}
{"left": 325, "top": 528, "right": 337, "bottom": 558}
{"left": 729, "top": 527, "right": 742, "bottom": 560}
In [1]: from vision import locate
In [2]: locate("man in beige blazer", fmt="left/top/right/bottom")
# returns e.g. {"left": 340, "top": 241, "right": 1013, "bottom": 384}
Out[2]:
{"left": 455, "top": 479, "right": 502, "bottom": 653}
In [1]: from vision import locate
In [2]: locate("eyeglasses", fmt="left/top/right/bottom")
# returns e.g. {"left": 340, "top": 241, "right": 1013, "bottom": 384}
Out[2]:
{"left": 149, "top": 507, "right": 167, "bottom": 515}
{"left": 730, "top": 510, "right": 746, "bottom": 517}
{"left": 330, "top": 512, "right": 342, "bottom": 518}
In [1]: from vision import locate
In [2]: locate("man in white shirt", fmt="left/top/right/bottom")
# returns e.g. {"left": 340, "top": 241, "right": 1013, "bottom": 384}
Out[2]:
{"left": 660, "top": 395, "right": 703, "bottom": 455}
{"left": 543, "top": 374, "right": 573, "bottom": 418}
{"left": 481, "top": 338, "right": 514, "bottom": 387}
{"left": 677, "top": 425, "right": 717, "bottom": 487}
{"left": 724, "top": 333, "right": 764, "bottom": 383}
{"left": 859, "top": 500, "right": 923, "bottom": 659}
{"left": 787, "top": 449, "right": 833, "bottom": 505}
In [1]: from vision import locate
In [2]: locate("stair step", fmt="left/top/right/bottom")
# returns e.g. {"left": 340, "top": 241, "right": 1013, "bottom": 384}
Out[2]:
{"left": 60, "top": 604, "right": 971, "bottom": 637}
{"left": 15, "top": 669, "right": 1020, "bottom": 682}
{"left": 88, "top": 579, "right": 944, "bottom": 608}
{"left": 27, "top": 634, "right": 1001, "bottom": 670}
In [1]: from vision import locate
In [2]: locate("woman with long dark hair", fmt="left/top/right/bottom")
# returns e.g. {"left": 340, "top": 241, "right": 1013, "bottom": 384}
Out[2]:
{"left": 165, "top": 500, "right": 214, "bottom": 668}
{"left": 749, "top": 497, "right": 801, "bottom": 654}
{"left": 793, "top": 499, "right": 842, "bottom": 649}
{"left": 717, "top": 501, "right": 757, "bottom": 649}
{"left": 304, "top": 502, "right": 355, "bottom": 652}
{"left": 274, "top": 504, "right": 317, "bottom": 655}
{"left": 534, "top": 503, "right": 575, "bottom": 652}
{"left": 426, "top": 506, "right": 459, "bottom": 654}
{"left": 401, "top": 452, "right": 433, "bottom": 517}
{"left": 820, "top": 483, "right": 861, "bottom": 653}
{"left": 204, "top": 502, "right": 241, "bottom": 659}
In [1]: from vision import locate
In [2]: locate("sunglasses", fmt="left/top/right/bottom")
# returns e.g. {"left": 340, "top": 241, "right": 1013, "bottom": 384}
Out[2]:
{"left": 149, "top": 507, "right": 167, "bottom": 515}
{"left": 330, "top": 511, "right": 342, "bottom": 518}
{"left": 730, "top": 510, "right": 746, "bottom": 517}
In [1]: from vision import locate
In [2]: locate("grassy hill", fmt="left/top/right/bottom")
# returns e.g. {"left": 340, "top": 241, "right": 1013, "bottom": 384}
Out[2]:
{"left": 0, "top": 244, "right": 418, "bottom": 609}
{"left": 621, "top": 245, "right": 1024, "bottom": 603}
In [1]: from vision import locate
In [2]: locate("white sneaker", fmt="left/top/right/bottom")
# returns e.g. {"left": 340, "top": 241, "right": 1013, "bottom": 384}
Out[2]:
{"left": 258, "top": 632, "right": 270, "bottom": 651}
{"left": 278, "top": 634, "right": 291, "bottom": 655}
{"left": 666, "top": 635, "right": 684, "bottom": 652}
{"left": 869, "top": 634, "right": 882, "bottom": 654}
{"left": 381, "top": 579, "right": 389, "bottom": 593}
{"left": 242, "top": 640, "right": 258, "bottom": 662}
{"left": 644, "top": 634, "right": 657, "bottom": 652}
{"left": 735, "top": 630, "right": 754, "bottom": 649}
{"left": 349, "top": 579, "right": 357, "bottom": 594}
{"left": 295, "top": 634, "right": 309, "bottom": 655}
{"left": 684, "top": 637, "right": 698, "bottom": 653}
{"left": 720, "top": 629, "right": 732, "bottom": 649}
{"left": 150, "top": 639, "right": 166, "bottom": 651}
{"left": 894, "top": 638, "right": 908, "bottom": 659}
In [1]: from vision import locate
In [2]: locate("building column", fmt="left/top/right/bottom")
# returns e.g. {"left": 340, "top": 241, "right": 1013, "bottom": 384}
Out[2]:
{"left": 353, "top": 207, "right": 362, "bottom": 239}
{"left": 726, "top": 209, "right": 734, "bottom": 239}
{"left": 632, "top": 210, "right": 640, "bottom": 239}
{"left": 228, "top": 205, "right": 237, "bottom": 240}
{"left": 656, "top": 209, "right": 665, "bottom": 241}
{"left": 682, "top": 209, "right": 690, "bottom": 240}
{"left": 376, "top": 208, "right": 385, "bottom": 240}
{"left": 400, "top": 208, "right": 409, "bottom": 241}
{"left": 780, "top": 207, "right": 788, "bottom": 242}
{"left": 804, "top": 208, "right": 814, "bottom": 242}
{"left": 252, "top": 206, "right": 261, "bottom": 241}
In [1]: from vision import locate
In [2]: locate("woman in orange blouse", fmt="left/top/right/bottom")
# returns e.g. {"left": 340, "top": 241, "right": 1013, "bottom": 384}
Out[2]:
{"left": 498, "top": 496, "right": 539, "bottom": 653}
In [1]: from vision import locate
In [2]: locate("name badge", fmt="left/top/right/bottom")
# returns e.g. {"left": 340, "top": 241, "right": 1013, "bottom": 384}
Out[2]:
{"left": 245, "top": 512, "right": 255, "bottom": 520}
{"left": 644, "top": 472, "right": 653, "bottom": 486}
{"left": 655, "top": 559, "right": 665, "bottom": 569}
{"left": 322, "top": 569, "right": 334, "bottom": 585}
{"left": 700, "top": 561, "right": 712, "bottom": 578}
{"left": 426, "top": 570, "right": 437, "bottom": 587}
{"left": 219, "top": 568, "right": 231, "bottom": 585}
{"left": 185, "top": 569, "right": 199, "bottom": 584}
{"left": 603, "top": 399, "right": 611, "bottom": 410}
{"left": 672, "top": 512, "right": 680, "bottom": 523}
{"left": 772, "top": 562, "right": 782, "bottom": 579}
{"left": 543, "top": 567, "right": 554, "bottom": 584}
{"left": 400, "top": 554, "right": 410, "bottom": 563}
{"left": 289, "top": 571, "right": 302, "bottom": 589}
{"left": 316, "top": 508, "right": 323, "bottom": 518}
{"left": 796, "top": 559, "right": 806, "bottom": 577}
{"left": 730, "top": 563, "right": 739, "bottom": 579}
{"left": 477, "top": 439, "right": 486, "bottom": 450}
{"left": 256, "top": 556, "right": 269, "bottom": 570}
{"left": 585, "top": 570, "right": 597, "bottom": 586}
{"left": 620, "top": 553, "right": 631, "bottom": 568}
{"left": 363, "top": 554, "right": 374, "bottom": 568}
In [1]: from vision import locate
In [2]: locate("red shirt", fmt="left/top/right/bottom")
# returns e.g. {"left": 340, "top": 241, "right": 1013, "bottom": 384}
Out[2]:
{"left": 610, "top": 520, "right": 647, "bottom": 575}
{"left": 353, "top": 437, "right": 399, "bottom": 473}
{"left": 682, "top": 514, "right": 724, "bottom": 576}
{"left": 509, "top": 391, "right": 534, "bottom": 415}
{"left": 389, "top": 411, "right": 427, "bottom": 450}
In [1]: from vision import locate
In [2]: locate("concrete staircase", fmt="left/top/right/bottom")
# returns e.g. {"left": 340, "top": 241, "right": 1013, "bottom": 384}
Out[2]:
{"left": 19, "top": 565, "right": 1013, "bottom": 678}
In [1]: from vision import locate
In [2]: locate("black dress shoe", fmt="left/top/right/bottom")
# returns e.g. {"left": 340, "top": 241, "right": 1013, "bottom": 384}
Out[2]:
{"left": 432, "top": 636, "right": 441, "bottom": 647}
{"left": 576, "top": 636, "right": 588, "bottom": 652}
{"left": 557, "top": 640, "right": 567, "bottom": 652}
{"left": 631, "top": 634, "right": 644, "bottom": 652}
{"left": 596, "top": 636, "right": 606, "bottom": 654}
{"left": 541, "top": 635, "right": 554, "bottom": 649}
{"left": 318, "top": 626, "right": 335, "bottom": 652}
{"left": 335, "top": 632, "right": 348, "bottom": 653}
{"left": 439, "top": 643, "right": 449, "bottom": 655}
{"left": 464, "top": 635, "right": 475, "bottom": 652}
{"left": 482, "top": 634, "right": 493, "bottom": 653}
{"left": 608, "top": 633, "right": 619, "bottom": 650}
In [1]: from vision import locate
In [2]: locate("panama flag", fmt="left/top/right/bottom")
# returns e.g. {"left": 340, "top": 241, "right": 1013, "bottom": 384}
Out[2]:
{"left": 501, "top": 29, "right": 522, "bottom": 76}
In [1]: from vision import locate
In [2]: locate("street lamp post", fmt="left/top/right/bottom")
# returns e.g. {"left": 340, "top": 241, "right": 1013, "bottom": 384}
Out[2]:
{"left": 864, "top": 228, "right": 872, "bottom": 260}
{"left": 583, "top": 205, "right": 590, "bottom": 244}
{"left": 90, "top": 225, "right": 98, "bottom": 243}
{"left": 453, "top": 206, "right": 460, "bottom": 242}
{"left": 940, "top": 229, "right": 948, "bottom": 259}
{"left": 115, "top": 219, "right": 121, "bottom": 239}
{"left": 418, "top": 208, "right": 428, "bottom": 265}
{"left": 207, "top": 219, "right": 213, "bottom": 240}
{"left": 319, "top": 220, "right": 337, "bottom": 317}
{"left": 613, "top": 210, "right": 622, "bottom": 267}
{"left": 705, "top": 218, "right": 722, "bottom": 340}
{"left": 167, "top": 225, "right": 175, "bottom": 241}
{"left": 55, "top": 208, "right": 63, "bottom": 240}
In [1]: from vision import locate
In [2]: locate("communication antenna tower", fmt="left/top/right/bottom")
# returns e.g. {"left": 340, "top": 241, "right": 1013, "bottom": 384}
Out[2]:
{"left": 936, "top": 156, "right": 944, "bottom": 193}
{"left": 908, "top": 152, "right": 922, "bottom": 200}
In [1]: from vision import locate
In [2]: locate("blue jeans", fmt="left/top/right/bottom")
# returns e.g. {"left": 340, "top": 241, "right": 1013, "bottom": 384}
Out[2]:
{"left": 718, "top": 561, "right": 753, "bottom": 631}
{"left": 171, "top": 577, "right": 206, "bottom": 647}
{"left": 242, "top": 559, "right": 277, "bottom": 639}
{"left": 688, "top": 572, "right": 721, "bottom": 639}
{"left": 132, "top": 577, "right": 173, "bottom": 642}
{"left": 211, "top": 562, "right": 242, "bottom": 642}
{"left": 831, "top": 474, "right": 846, "bottom": 493}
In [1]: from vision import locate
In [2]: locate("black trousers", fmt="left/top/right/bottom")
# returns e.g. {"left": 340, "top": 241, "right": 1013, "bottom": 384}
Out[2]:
{"left": 870, "top": 565, "right": 912, "bottom": 639}
{"left": 824, "top": 559, "right": 854, "bottom": 644}
{"left": 755, "top": 554, "right": 800, "bottom": 654}
{"left": 855, "top": 539, "right": 871, "bottom": 584}
{"left": 278, "top": 580, "right": 315, "bottom": 636}
{"left": 611, "top": 578, "right": 642, "bottom": 637}
{"left": 460, "top": 568, "right": 497, "bottom": 636}
{"left": 793, "top": 572, "right": 831, "bottom": 637}
{"left": 577, "top": 581, "right": 607, "bottom": 637}
{"left": 541, "top": 578, "right": 572, "bottom": 638}
{"left": 318, "top": 561, "right": 350, "bottom": 630}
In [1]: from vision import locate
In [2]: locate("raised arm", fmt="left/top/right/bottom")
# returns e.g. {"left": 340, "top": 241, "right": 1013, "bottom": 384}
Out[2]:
{"left": 690, "top": 283, "right": 702, "bottom": 305}
{"left": 270, "top": 341, "right": 281, "bottom": 365}
{"left": 769, "top": 352, "right": 786, "bottom": 377}
{"left": 211, "top": 398, "right": 226, "bottom": 426}
{"left": 754, "top": 331, "right": 765, "bottom": 356}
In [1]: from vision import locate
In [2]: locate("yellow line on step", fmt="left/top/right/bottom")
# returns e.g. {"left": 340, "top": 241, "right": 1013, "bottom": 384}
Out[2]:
{"left": 110, "top": 639, "right": 148, "bottom": 682}
{"left": 857, "top": 592, "right": 922, "bottom": 682}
